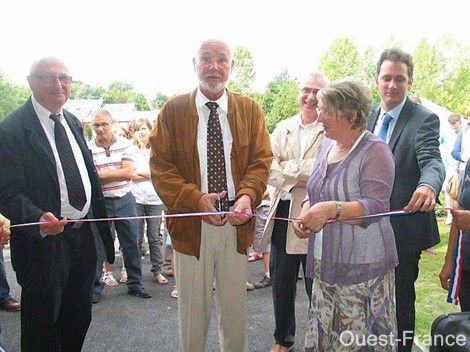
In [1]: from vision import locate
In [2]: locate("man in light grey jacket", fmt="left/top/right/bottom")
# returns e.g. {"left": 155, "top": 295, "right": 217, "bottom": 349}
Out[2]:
{"left": 262, "top": 72, "right": 329, "bottom": 352}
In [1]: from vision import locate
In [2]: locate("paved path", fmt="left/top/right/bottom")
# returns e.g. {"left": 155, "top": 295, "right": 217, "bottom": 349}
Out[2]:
{"left": 0, "top": 249, "right": 309, "bottom": 351}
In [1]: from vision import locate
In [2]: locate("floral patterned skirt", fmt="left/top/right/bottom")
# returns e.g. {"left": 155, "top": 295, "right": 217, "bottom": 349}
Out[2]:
{"left": 305, "top": 259, "right": 397, "bottom": 352}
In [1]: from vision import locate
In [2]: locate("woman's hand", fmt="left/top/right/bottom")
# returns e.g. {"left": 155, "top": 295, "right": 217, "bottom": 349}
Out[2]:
{"left": 293, "top": 201, "right": 335, "bottom": 238}
{"left": 293, "top": 202, "right": 312, "bottom": 238}
{"left": 439, "top": 261, "right": 454, "bottom": 290}
{"left": 301, "top": 201, "right": 334, "bottom": 233}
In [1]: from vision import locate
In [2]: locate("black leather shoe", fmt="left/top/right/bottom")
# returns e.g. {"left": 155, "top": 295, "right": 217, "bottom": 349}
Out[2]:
{"left": 128, "top": 288, "right": 152, "bottom": 298}
{"left": 254, "top": 275, "right": 271, "bottom": 289}
{"left": 92, "top": 292, "right": 101, "bottom": 304}
{"left": 0, "top": 297, "right": 21, "bottom": 312}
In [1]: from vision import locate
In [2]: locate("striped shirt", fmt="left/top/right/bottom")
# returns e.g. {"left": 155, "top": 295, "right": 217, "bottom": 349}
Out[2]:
{"left": 88, "top": 136, "right": 134, "bottom": 198}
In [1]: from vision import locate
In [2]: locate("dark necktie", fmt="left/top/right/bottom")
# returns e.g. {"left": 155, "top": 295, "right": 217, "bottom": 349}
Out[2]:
{"left": 49, "top": 114, "right": 86, "bottom": 211}
{"left": 378, "top": 112, "right": 393, "bottom": 142}
{"left": 206, "top": 102, "right": 229, "bottom": 211}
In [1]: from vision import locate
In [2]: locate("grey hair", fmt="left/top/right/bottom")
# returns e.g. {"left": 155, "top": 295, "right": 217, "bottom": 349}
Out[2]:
{"left": 194, "top": 39, "right": 232, "bottom": 61}
{"left": 29, "top": 57, "right": 68, "bottom": 76}
{"left": 301, "top": 72, "right": 330, "bottom": 87}
{"left": 92, "top": 108, "right": 114, "bottom": 122}
{"left": 317, "top": 80, "right": 371, "bottom": 130}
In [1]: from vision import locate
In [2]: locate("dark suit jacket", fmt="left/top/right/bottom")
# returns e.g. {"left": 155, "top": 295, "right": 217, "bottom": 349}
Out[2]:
{"left": 0, "top": 98, "right": 114, "bottom": 289}
{"left": 367, "top": 97, "right": 445, "bottom": 252}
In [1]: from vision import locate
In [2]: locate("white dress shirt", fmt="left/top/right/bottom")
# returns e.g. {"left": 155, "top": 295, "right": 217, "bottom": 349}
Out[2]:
{"left": 32, "top": 96, "right": 91, "bottom": 219}
{"left": 373, "top": 98, "right": 407, "bottom": 143}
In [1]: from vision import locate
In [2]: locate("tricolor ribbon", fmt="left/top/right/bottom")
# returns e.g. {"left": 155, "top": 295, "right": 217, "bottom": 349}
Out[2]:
{"left": 9, "top": 209, "right": 410, "bottom": 229}
{"left": 447, "top": 229, "right": 464, "bottom": 305}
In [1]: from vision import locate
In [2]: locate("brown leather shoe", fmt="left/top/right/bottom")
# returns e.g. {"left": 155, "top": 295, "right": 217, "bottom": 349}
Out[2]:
{"left": 0, "top": 297, "right": 21, "bottom": 312}
{"left": 270, "top": 343, "right": 293, "bottom": 352}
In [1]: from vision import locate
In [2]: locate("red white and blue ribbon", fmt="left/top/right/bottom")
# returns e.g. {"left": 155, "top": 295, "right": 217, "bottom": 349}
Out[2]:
{"left": 447, "top": 229, "right": 464, "bottom": 305}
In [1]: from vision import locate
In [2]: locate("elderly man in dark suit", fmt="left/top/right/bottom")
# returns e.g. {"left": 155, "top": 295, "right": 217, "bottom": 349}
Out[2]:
{"left": 0, "top": 57, "right": 115, "bottom": 351}
{"left": 367, "top": 48, "right": 445, "bottom": 352}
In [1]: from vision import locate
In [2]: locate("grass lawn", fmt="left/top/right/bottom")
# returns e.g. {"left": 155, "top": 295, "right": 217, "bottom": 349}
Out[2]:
{"left": 415, "top": 213, "right": 460, "bottom": 341}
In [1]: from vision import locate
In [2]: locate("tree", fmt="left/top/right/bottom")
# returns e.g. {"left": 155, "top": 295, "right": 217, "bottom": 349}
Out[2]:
{"left": 436, "top": 38, "right": 469, "bottom": 114}
{"left": 319, "top": 37, "right": 361, "bottom": 81}
{"left": 360, "top": 46, "right": 380, "bottom": 104}
{"left": 412, "top": 39, "right": 444, "bottom": 103}
{"left": 263, "top": 69, "right": 299, "bottom": 132}
{"left": 442, "top": 61, "right": 470, "bottom": 114}
{"left": 130, "top": 92, "right": 150, "bottom": 111}
{"left": 227, "top": 46, "right": 256, "bottom": 94}
{"left": 0, "top": 73, "right": 29, "bottom": 120}
{"left": 71, "top": 81, "right": 106, "bottom": 99}
{"left": 410, "top": 38, "right": 469, "bottom": 115}
{"left": 151, "top": 91, "right": 169, "bottom": 110}
{"left": 103, "top": 80, "right": 134, "bottom": 104}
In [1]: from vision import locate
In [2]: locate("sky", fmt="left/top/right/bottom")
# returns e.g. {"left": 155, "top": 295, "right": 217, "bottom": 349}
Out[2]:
{"left": 1, "top": 0, "right": 468, "bottom": 98}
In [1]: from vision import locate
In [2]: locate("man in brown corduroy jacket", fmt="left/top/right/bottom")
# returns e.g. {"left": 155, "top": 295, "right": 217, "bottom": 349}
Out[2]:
{"left": 150, "top": 39, "right": 272, "bottom": 352}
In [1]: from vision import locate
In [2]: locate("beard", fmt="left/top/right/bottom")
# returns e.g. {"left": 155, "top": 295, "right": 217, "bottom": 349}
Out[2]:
{"left": 199, "top": 80, "right": 227, "bottom": 95}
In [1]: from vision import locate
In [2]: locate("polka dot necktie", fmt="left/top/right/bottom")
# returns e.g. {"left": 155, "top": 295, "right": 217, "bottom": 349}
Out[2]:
{"left": 49, "top": 114, "right": 86, "bottom": 211}
{"left": 206, "top": 101, "right": 229, "bottom": 211}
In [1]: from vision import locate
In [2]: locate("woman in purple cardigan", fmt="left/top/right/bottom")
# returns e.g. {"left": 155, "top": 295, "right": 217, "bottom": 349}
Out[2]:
{"left": 293, "top": 81, "right": 398, "bottom": 351}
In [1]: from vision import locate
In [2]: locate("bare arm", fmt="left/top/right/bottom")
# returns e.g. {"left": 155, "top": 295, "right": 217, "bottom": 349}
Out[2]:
{"left": 98, "top": 160, "right": 134, "bottom": 184}
{"left": 439, "top": 216, "right": 461, "bottom": 290}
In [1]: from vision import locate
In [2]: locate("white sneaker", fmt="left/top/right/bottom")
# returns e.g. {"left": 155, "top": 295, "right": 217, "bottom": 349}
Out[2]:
{"left": 119, "top": 267, "right": 128, "bottom": 283}
{"left": 102, "top": 271, "right": 119, "bottom": 286}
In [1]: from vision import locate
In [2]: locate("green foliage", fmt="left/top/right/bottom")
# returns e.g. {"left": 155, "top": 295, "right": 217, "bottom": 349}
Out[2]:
{"left": 263, "top": 70, "right": 299, "bottom": 132}
{"left": 411, "top": 38, "right": 469, "bottom": 115}
{"left": 71, "top": 81, "right": 106, "bottom": 99}
{"left": 412, "top": 39, "right": 444, "bottom": 102}
{"left": 227, "top": 46, "right": 256, "bottom": 94}
{"left": 319, "top": 37, "right": 361, "bottom": 81}
{"left": 151, "top": 91, "right": 169, "bottom": 110}
{"left": 360, "top": 46, "right": 380, "bottom": 104}
{"left": 0, "top": 72, "right": 29, "bottom": 120}
{"left": 442, "top": 62, "right": 470, "bottom": 114}
{"left": 108, "top": 80, "right": 134, "bottom": 92}
{"left": 103, "top": 80, "right": 134, "bottom": 104}
{"left": 130, "top": 92, "right": 150, "bottom": 111}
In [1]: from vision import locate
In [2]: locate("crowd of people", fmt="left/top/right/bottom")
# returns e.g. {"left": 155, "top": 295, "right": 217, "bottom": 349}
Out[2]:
{"left": 0, "top": 39, "right": 468, "bottom": 352}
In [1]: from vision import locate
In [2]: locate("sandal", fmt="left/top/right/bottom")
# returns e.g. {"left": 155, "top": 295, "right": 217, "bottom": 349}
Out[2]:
{"left": 248, "top": 252, "right": 263, "bottom": 262}
{"left": 154, "top": 273, "right": 169, "bottom": 285}
{"left": 171, "top": 285, "right": 178, "bottom": 298}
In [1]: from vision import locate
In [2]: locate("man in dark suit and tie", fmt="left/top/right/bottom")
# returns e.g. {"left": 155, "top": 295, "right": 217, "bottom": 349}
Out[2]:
{"left": 367, "top": 48, "right": 445, "bottom": 352}
{"left": 0, "top": 57, "right": 115, "bottom": 351}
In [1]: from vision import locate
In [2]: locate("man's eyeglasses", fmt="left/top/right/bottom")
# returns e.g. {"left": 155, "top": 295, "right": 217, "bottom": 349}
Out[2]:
{"left": 34, "top": 75, "right": 73, "bottom": 84}
{"left": 92, "top": 122, "right": 110, "bottom": 129}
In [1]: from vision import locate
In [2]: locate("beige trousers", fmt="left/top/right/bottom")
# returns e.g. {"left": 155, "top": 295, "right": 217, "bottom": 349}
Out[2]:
{"left": 175, "top": 221, "right": 247, "bottom": 352}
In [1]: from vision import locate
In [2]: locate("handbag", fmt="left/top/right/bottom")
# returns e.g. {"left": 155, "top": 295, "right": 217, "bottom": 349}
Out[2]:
{"left": 446, "top": 163, "right": 461, "bottom": 201}
{"left": 447, "top": 171, "right": 461, "bottom": 201}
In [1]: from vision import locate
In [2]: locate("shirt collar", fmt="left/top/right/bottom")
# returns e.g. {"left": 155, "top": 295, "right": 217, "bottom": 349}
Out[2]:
{"left": 298, "top": 114, "right": 321, "bottom": 129}
{"left": 380, "top": 97, "right": 407, "bottom": 121}
{"left": 31, "top": 95, "right": 64, "bottom": 124}
{"left": 195, "top": 88, "right": 228, "bottom": 115}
